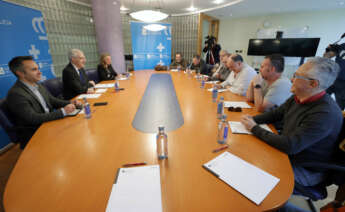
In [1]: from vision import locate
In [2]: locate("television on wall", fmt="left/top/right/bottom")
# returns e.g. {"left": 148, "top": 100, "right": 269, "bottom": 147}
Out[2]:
{"left": 247, "top": 38, "right": 320, "bottom": 57}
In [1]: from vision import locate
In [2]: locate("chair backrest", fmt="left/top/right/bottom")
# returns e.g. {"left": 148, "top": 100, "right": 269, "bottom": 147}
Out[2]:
{"left": 85, "top": 68, "right": 100, "bottom": 84}
{"left": 0, "top": 99, "right": 18, "bottom": 142}
{"left": 41, "top": 77, "right": 63, "bottom": 99}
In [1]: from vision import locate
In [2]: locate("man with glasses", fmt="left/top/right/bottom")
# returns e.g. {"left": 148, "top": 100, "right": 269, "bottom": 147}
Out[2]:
{"left": 241, "top": 57, "right": 342, "bottom": 188}
{"left": 62, "top": 49, "right": 95, "bottom": 100}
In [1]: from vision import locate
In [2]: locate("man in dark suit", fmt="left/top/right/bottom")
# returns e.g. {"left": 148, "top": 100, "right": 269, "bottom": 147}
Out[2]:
{"left": 190, "top": 54, "right": 209, "bottom": 76}
{"left": 6, "top": 56, "right": 78, "bottom": 148}
{"left": 62, "top": 49, "right": 95, "bottom": 100}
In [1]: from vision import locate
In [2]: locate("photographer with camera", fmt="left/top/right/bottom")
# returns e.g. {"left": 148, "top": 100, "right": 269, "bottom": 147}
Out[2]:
{"left": 203, "top": 35, "right": 221, "bottom": 65}
{"left": 324, "top": 33, "right": 345, "bottom": 109}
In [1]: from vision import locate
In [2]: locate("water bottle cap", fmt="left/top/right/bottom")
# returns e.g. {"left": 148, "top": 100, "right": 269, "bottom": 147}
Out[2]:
{"left": 220, "top": 97, "right": 224, "bottom": 100}
{"left": 222, "top": 114, "right": 227, "bottom": 119}
{"left": 158, "top": 126, "right": 165, "bottom": 131}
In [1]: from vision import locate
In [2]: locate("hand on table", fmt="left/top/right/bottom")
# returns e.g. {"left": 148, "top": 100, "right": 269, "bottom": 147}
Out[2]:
{"left": 241, "top": 115, "right": 257, "bottom": 131}
{"left": 64, "top": 104, "right": 76, "bottom": 114}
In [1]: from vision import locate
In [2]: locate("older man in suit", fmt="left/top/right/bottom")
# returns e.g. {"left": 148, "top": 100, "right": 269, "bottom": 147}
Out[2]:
{"left": 6, "top": 56, "right": 78, "bottom": 148}
{"left": 62, "top": 49, "right": 95, "bottom": 100}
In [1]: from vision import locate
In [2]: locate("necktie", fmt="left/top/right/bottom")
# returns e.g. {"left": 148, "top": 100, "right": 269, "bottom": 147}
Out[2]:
{"left": 79, "top": 69, "right": 85, "bottom": 84}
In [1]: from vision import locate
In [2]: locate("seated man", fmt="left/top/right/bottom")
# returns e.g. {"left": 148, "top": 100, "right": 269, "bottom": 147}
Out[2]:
{"left": 169, "top": 52, "right": 188, "bottom": 70}
{"left": 6, "top": 56, "right": 78, "bottom": 149}
{"left": 63, "top": 49, "right": 95, "bottom": 100}
{"left": 189, "top": 54, "right": 209, "bottom": 75}
{"left": 219, "top": 54, "right": 256, "bottom": 96}
{"left": 209, "top": 50, "right": 231, "bottom": 82}
{"left": 241, "top": 57, "right": 343, "bottom": 188}
{"left": 247, "top": 54, "right": 292, "bottom": 112}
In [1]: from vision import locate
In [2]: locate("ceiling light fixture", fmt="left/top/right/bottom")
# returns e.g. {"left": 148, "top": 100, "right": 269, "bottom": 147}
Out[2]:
{"left": 186, "top": 6, "right": 197, "bottom": 11}
{"left": 130, "top": 10, "right": 168, "bottom": 22}
{"left": 144, "top": 24, "right": 167, "bottom": 31}
{"left": 213, "top": 0, "right": 224, "bottom": 4}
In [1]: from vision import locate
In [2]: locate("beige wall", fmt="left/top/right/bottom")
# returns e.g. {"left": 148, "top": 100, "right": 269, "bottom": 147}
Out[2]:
{"left": 218, "top": 9, "right": 345, "bottom": 76}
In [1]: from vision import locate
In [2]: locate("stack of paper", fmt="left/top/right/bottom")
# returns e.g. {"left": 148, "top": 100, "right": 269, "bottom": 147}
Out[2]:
{"left": 95, "top": 88, "right": 107, "bottom": 93}
{"left": 229, "top": 121, "right": 273, "bottom": 134}
{"left": 224, "top": 101, "right": 252, "bottom": 108}
{"left": 203, "top": 152, "right": 280, "bottom": 205}
{"left": 76, "top": 94, "right": 101, "bottom": 99}
{"left": 106, "top": 165, "right": 163, "bottom": 212}
{"left": 95, "top": 83, "right": 114, "bottom": 88}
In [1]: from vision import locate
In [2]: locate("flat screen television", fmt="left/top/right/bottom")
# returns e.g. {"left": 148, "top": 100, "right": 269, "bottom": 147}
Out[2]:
{"left": 247, "top": 38, "right": 320, "bottom": 57}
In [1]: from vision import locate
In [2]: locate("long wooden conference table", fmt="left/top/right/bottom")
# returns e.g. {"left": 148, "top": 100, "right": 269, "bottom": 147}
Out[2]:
{"left": 4, "top": 70, "right": 294, "bottom": 212}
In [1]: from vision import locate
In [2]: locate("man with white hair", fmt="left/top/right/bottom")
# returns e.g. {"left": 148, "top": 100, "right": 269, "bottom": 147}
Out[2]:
{"left": 241, "top": 57, "right": 343, "bottom": 187}
{"left": 62, "top": 49, "right": 95, "bottom": 100}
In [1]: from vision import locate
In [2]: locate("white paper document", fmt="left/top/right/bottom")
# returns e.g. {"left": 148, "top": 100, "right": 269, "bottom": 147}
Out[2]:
{"left": 224, "top": 101, "right": 252, "bottom": 108}
{"left": 117, "top": 77, "right": 128, "bottom": 80}
{"left": 95, "top": 83, "right": 114, "bottom": 88}
{"left": 76, "top": 94, "right": 101, "bottom": 99}
{"left": 205, "top": 81, "right": 219, "bottom": 84}
{"left": 170, "top": 69, "right": 179, "bottom": 72}
{"left": 207, "top": 88, "right": 228, "bottom": 93}
{"left": 95, "top": 88, "right": 107, "bottom": 93}
{"left": 106, "top": 165, "right": 163, "bottom": 212}
{"left": 229, "top": 121, "right": 272, "bottom": 134}
{"left": 203, "top": 152, "right": 280, "bottom": 205}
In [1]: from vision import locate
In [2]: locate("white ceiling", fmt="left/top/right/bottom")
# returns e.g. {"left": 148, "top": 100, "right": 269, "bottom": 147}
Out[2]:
{"left": 81, "top": 0, "right": 345, "bottom": 19}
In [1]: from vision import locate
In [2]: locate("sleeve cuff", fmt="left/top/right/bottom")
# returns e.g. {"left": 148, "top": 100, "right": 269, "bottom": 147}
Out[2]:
{"left": 61, "top": 108, "right": 66, "bottom": 117}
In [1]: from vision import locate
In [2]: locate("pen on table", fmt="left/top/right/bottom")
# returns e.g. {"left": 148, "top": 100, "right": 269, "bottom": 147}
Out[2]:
{"left": 122, "top": 162, "right": 147, "bottom": 167}
{"left": 212, "top": 145, "right": 229, "bottom": 153}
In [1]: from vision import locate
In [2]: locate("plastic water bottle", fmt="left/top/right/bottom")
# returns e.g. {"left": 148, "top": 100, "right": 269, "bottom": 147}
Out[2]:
{"left": 217, "top": 114, "right": 229, "bottom": 144}
{"left": 83, "top": 97, "right": 91, "bottom": 119}
{"left": 200, "top": 78, "right": 205, "bottom": 88}
{"left": 156, "top": 126, "right": 168, "bottom": 160}
{"left": 212, "top": 85, "right": 218, "bottom": 102}
{"left": 114, "top": 80, "right": 119, "bottom": 92}
{"left": 217, "top": 96, "right": 224, "bottom": 119}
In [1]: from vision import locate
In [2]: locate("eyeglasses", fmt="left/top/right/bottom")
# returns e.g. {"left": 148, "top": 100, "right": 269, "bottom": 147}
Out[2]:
{"left": 228, "top": 107, "right": 242, "bottom": 112}
{"left": 292, "top": 73, "right": 315, "bottom": 81}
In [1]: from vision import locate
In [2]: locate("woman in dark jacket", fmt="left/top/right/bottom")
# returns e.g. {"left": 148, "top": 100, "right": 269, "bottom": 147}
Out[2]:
{"left": 97, "top": 53, "right": 118, "bottom": 81}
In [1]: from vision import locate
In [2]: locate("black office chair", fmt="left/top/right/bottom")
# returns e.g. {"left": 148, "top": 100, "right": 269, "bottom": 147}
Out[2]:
{"left": 0, "top": 99, "right": 18, "bottom": 143}
{"left": 41, "top": 77, "right": 64, "bottom": 99}
{"left": 85, "top": 68, "right": 100, "bottom": 84}
{"left": 293, "top": 117, "right": 345, "bottom": 212}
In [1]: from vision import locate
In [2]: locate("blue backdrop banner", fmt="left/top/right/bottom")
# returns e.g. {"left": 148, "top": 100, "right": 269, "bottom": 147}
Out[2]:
{"left": 0, "top": 0, "right": 54, "bottom": 149}
{"left": 131, "top": 22, "right": 171, "bottom": 70}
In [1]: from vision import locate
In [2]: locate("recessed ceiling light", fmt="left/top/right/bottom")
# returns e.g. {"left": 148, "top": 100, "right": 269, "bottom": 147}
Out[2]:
{"left": 186, "top": 6, "right": 197, "bottom": 11}
{"left": 113, "top": 1, "right": 117, "bottom": 5}
{"left": 213, "top": 0, "right": 224, "bottom": 4}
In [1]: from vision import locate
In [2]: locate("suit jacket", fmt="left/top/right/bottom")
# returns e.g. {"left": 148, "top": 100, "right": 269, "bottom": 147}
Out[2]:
{"left": 97, "top": 64, "right": 118, "bottom": 81}
{"left": 63, "top": 63, "right": 93, "bottom": 100}
{"left": 6, "top": 80, "right": 70, "bottom": 147}
{"left": 190, "top": 59, "right": 209, "bottom": 75}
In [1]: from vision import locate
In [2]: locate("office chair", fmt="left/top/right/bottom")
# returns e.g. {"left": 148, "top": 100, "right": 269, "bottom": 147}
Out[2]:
{"left": 41, "top": 77, "right": 64, "bottom": 99}
{"left": 85, "top": 68, "right": 100, "bottom": 84}
{"left": 0, "top": 99, "right": 18, "bottom": 143}
{"left": 293, "top": 117, "right": 345, "bottom": 212}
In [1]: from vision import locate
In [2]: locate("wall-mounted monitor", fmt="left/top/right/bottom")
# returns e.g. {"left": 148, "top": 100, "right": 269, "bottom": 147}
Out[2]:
{"left": 247, "top": 38, "right": 320, "bottom": 57}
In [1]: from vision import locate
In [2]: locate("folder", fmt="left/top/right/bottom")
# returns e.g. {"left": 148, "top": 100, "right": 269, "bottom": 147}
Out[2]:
{"left": 203, "top": 152, "right": 280, "bottom": 205}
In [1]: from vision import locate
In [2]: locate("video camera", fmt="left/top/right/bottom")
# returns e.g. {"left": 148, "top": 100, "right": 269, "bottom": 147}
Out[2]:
{"left": 325, "top": 33, "right": 345, "bottom": 54}
{"left": 204, "top": 35, "right": 216, "bottom": 49}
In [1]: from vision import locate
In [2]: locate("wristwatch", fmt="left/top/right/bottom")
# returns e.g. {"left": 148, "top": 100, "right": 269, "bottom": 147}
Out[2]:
{"left": 254, "top": 84, "right": 262, "bottom": 89}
